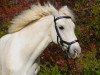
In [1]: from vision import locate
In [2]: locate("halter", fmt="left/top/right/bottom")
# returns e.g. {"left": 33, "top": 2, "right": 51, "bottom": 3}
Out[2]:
{"left": 54, "top": 16, "right": 78, "bottom": 54}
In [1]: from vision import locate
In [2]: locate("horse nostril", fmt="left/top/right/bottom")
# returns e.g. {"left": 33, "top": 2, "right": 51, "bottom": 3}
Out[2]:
{"left": 74, "top": 49, "right": 81, "bottom": 58}
{"left": 74, "top": 49, "right": 77, "bottom": 53}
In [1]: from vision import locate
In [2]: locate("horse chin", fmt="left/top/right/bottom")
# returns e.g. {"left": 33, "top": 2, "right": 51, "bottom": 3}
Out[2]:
{"left": 67, "top": 52, "right": 81, "bottom": 59}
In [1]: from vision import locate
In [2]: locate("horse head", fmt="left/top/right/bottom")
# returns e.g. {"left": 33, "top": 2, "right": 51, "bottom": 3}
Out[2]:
{"left": 50, "top": 5, "right": 81, "bottom": 59}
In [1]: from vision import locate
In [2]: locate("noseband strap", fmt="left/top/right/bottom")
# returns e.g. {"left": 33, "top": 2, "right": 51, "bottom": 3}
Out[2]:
{"left": 54, "top": 16, "right": 78, "bottom": 52}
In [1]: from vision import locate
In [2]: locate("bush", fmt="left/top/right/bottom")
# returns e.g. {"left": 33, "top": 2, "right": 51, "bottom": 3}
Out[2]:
{"left": 40, "top": 65, "right": 62, "bottom": 75}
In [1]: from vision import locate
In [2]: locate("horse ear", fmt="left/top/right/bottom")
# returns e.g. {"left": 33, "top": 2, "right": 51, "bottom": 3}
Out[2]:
{"left": 59, "top": 6, "right": 75, "bottom": 21}
{"left": 48, "top": 4, "right": 59, "bottom": 17}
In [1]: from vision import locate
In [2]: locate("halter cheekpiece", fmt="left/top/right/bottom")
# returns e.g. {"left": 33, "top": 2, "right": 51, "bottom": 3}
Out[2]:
{"left": 54, "top": 16, "right": 78, "bottom": 53}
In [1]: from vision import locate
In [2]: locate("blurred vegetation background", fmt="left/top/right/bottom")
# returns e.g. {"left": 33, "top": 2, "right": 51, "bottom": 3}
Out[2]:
{"left": 0, "top": 0, "right": 100, "bottom": 75}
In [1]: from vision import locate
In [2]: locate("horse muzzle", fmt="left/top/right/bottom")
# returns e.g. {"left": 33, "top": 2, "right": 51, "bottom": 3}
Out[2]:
{"left": 62, "top": 42, "right": 81, "bottom": 59}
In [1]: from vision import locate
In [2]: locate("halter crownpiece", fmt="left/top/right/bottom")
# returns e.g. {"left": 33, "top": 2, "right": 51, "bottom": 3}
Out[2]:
{"left": 54, "top": 16, "right": 78, "bottom": 53}
{"left": 54, "top": 16, "right": 71, "bottom": 22}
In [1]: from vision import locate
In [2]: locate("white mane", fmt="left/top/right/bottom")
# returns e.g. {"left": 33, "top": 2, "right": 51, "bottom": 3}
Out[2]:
{"left": 8, "top": 4, "right": 75, "bottom": 33}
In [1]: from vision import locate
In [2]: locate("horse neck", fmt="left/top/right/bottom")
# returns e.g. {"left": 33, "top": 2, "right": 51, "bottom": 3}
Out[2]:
{"left": 19, "top": 15, "right": 53, "bottom": 42}
{"left": 17, "top": 15, "right": 54, "bottom": 70}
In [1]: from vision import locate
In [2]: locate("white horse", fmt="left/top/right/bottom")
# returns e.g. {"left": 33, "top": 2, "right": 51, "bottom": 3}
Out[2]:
{"left": 0, "top": 4, "right": 81, "bottom": 75}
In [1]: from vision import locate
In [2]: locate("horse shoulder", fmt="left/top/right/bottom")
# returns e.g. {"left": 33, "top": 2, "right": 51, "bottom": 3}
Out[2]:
{"left": 0, "top": 34, "right": 12, "bottom": 54}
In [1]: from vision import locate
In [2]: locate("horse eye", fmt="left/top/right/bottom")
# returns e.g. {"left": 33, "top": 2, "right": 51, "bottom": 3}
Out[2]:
{"left": 59, "top": 26, "right": 64, "bottom": 30}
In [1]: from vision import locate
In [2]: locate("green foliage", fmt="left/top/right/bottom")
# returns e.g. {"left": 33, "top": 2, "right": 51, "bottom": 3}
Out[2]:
{"left": 40, "top": 50, "right": 100, "bottom": 75}
{"left": 75, "top": 27, "right": 85, "bottom": 41}
{"left": 86, "top": 22, "right": 100, "bottom": 37}
{"left": 75, "top": 3, "right": 81, "bottom": 9}
{"left": 40, "top": 65, "right": 62, "bottom": 75}
{"left": 96, "top": 0, "right": 100, "bottom": 2}
{"left": 78, "top": 50, "right": 100, "bottom": 75}
{"left": 40, "top": 64, "right": 76, "bottom": 75}
{"left": 0, "top": 21, "right": 10, "bottom": 37}
{"left": 92, "top": 4, "right": 100, "bottom": 17}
